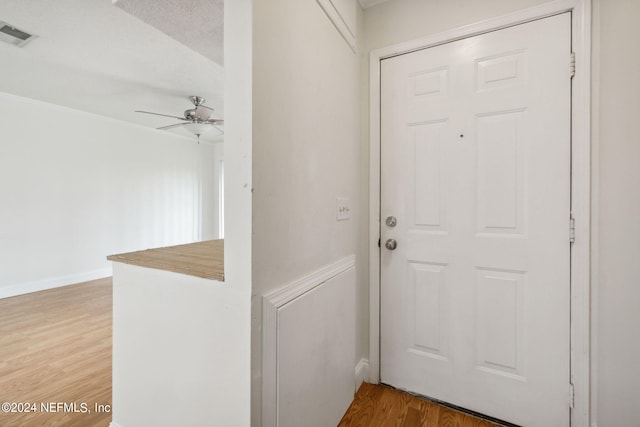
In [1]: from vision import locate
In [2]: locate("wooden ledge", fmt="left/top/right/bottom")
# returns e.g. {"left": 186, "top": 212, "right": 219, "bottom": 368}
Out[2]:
{"left": 107, "top": 240, "right": 224, "bottom": 281}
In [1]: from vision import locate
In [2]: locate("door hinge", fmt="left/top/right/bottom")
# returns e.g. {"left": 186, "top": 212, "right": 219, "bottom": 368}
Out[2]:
{"left": 378, "top": 238, "right": 381, "bottom": 248}
{"left": 569, "top": 215, "right": 576, "bottom": 244}
{"left": 568, "top": 383, "right": 575, "bottom": 408}
{"left": 570, "top": 52, "right": 576, "bottom": 79}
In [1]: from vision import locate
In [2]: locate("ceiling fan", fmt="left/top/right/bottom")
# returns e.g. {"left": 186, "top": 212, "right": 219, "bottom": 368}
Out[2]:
{"left": 136, "top": 96, "right": 224, "bottom": 142}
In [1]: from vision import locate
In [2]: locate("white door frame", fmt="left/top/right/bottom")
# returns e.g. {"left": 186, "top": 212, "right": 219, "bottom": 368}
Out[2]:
{"left": 368, "top": 0, "right": 591, "bottom": 425}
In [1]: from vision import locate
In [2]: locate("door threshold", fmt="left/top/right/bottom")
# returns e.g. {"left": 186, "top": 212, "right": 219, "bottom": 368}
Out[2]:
{"left": 380, "top": 383, "right": 521, "bottom": 427}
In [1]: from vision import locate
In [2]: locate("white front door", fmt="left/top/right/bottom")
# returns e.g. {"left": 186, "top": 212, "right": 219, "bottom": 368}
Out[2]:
{"left": 380, "top": 13, "right": 572, "bottom": 426}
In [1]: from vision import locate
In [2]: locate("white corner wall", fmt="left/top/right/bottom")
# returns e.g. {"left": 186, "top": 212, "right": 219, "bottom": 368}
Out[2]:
{"left": 0, "top": 92, "right": 219, "bottom": 298}
{"left": 251, "top": 0, "right": 363, "bottom": 425}
{"left": 593, "top": 0, "right": 640, "bottom": 425}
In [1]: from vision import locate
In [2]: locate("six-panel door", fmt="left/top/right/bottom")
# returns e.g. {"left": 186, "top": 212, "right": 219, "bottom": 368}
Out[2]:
{"left": 380, "top": 13, "right": 572, "bottom": 426}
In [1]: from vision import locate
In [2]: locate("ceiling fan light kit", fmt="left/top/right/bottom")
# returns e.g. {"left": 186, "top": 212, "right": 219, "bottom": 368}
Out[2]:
{"left": 135, "top": 96, "right": 224, "bottom": 142}
{"left": 183, "top": 122, "right": 214, "bottom": 137}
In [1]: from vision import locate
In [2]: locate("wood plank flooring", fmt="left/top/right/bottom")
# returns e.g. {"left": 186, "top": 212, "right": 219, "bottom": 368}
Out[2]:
{"left": 339, "top": 382, "right": 502, "bottom": 427}
{"left": 0, "top": 279, "right": 112, "bottom": 427}
{"left": 2, "top": 278, "right": 503, "bottom": 427}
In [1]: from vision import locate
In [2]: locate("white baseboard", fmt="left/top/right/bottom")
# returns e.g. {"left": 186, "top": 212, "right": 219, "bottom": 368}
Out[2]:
{"left": 109, "top": 422, "right": 123, "bottom": 427}
{"left": 355, "top": 358, "right": 370, "bottom": 391}
{"left": 0, "top": 268, "right": 112, "bottom": 299}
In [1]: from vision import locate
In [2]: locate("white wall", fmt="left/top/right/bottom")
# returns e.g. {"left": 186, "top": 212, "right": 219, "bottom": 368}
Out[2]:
{"left": 269, "top": 263, "right": 356, "bottom": 427}
{"left": 593, "top": 0, "right": 640, "bottom": 425}
{"left": 251, "top": 0, "right": 363, "bottom": 424}
{"left": 363, "top": 0, "right": 640, "bottom": 426}
{"left": 217, "top": 0, "right": 253, "bottom": 424}
{"left": 0, "top": 92, "right": 220, "bottom": 298}
{"left": 363, "top": 0, "right": 549, "bottom": 51}
{"left": 111, "top": 263, "right": 245, "bottom": 427}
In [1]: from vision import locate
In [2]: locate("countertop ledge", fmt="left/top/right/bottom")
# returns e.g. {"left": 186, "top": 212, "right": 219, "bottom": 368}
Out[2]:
{"left": 107, "top": 240, "right": 224, "bottom": 281}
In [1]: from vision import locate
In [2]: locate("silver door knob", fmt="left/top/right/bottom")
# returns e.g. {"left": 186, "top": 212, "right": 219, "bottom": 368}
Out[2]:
{"left": 385, "top": 239, "right": 397, "bottom": 250}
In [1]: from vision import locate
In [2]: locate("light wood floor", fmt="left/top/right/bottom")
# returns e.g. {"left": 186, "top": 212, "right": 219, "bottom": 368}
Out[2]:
{"left": 339, "top": 382, "right": 503, "bottom": 427}
{"left": 1, "top": 278, "right": 505, "bottom": 427}
{"left": 0, "top": 278, "right": 112, "bottom": 427}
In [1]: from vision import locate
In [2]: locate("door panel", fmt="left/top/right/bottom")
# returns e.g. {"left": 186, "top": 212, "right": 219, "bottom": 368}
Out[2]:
{"left": 380, "top": 13, "right": 571, "bottom": 427}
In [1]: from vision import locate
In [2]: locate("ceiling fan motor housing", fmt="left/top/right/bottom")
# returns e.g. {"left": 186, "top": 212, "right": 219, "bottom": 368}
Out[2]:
{"left": 185, "top": 108, "right": 209, "bottom": 121}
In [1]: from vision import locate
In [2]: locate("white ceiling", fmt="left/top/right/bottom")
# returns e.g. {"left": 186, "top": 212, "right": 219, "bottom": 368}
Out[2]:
{"left": 0, "top": 0, "right": 224, "bottom": 143}
{"left": 359, "top": 0, "right": 393, "bottom": 9}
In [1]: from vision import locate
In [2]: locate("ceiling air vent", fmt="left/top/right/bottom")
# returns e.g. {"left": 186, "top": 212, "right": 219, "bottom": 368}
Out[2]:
{"left": 0, "top": 21, "right": 36, "bottom": 47}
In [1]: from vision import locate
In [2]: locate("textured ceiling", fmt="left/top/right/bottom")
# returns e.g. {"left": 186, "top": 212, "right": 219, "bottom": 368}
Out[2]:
{"left": 0, "top": 0, "right": 224, "bottom": 143}
{"left": 115, "top": 0, "right": 224, "bottom": 65}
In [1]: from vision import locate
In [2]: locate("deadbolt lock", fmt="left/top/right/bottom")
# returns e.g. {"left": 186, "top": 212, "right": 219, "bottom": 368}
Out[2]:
{"left": 386, "top": 216, "right": 397, "bottom": 227}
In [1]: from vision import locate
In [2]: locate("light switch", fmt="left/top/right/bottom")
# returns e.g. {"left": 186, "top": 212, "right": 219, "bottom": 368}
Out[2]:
{"left": 336, "top": 197, "right": 350, "bottom": 221}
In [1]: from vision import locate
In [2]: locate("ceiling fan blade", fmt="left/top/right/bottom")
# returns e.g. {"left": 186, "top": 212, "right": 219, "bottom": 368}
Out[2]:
{"left": 156, "top": 123, "right": 186, "bottom": 131}
{"left": 136, "top": 110, "right": 188, "bottom": 121}
{"left": 206, "top": 118, "right": 224, "bottom": 125}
